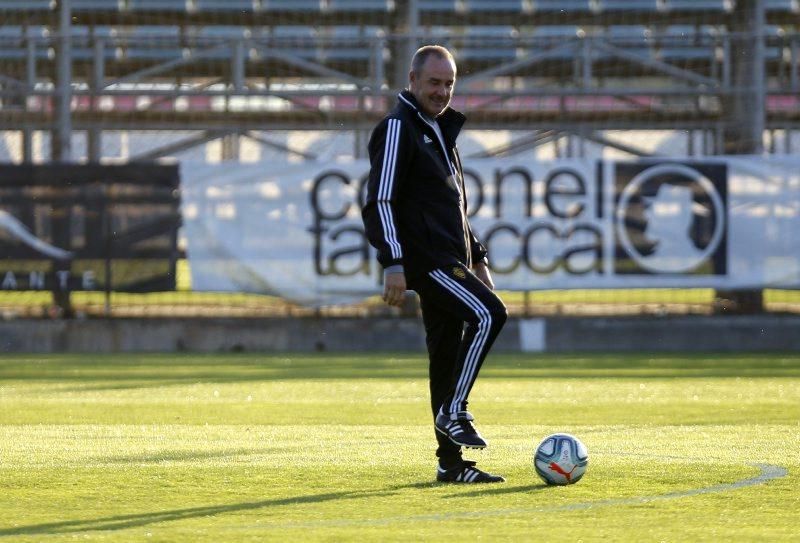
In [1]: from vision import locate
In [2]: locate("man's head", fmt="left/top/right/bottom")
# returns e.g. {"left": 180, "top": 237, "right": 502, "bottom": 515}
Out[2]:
{"left": 409, "top": 45, "right": 456, "bottom": 118}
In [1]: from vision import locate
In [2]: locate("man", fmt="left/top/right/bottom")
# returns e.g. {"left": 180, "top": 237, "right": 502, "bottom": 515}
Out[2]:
{"left": 362, "top": 45, "right": 507, "bottom": 484}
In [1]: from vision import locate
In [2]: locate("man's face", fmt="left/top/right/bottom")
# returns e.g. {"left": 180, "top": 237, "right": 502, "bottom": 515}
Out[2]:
{"left": 409, "top": 55, "right": 456, "bottom": 118}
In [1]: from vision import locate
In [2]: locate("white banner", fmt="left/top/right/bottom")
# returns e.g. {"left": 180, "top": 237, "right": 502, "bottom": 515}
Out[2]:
{"left": 181, "top": 157, "right": 800, "bottom": 306}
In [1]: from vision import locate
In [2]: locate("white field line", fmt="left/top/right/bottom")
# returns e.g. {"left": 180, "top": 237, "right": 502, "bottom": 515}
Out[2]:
{"left": 249, "top": 463, "right": 787, "bottom": 530}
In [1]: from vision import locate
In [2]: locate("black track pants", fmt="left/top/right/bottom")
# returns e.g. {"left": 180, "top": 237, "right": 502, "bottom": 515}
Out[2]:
{"left": 411, "top": 263, "right": 507, "bottom": 464}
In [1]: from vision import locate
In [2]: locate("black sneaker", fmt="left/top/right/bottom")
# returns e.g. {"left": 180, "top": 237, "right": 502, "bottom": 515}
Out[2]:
{"left": 435, "top": 410, "right": 487, "bottom": 449}
{"left": 436, "top": 460, "right": 505, "bottom": 483}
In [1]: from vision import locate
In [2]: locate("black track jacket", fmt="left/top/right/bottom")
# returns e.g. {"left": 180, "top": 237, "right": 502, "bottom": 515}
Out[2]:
{"left": 362, "top": 90, "right": 488, "bottom": 281}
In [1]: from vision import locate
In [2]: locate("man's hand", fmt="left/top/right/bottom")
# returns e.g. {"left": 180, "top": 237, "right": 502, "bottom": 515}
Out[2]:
{"left": 473, "top": 262, "right": 494, "bottom": 290}
{"left": 383, "top": 271, "right": 407, "bottom": 307}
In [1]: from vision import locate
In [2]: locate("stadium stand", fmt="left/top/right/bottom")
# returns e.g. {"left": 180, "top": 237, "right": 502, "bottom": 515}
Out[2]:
{"left": 327, "top": 0, "right": 393, "bottom": 12}
{"left": 533, "top": 0, "right": 593, "bottom": 12}
{"left": 70, "top": 25, "right": 117, "bottom": 61}
{"left": 657, "top": 25, "right": 718, "bottom": 62}
{"left": 0, "top": 26, "right": 49, "bottom": 61}
{"left": 72, "top": 0, "right": 121, "bottom": 11}
{"left": 0, "top": 1, "right": 793, "bottom": 115}
{"left": 119, "top": 26, "right": 183, "bottom": 61}
{"left": 185, "top": 25, "right": 249, "bottom": 61}
{"left": 458, "top": 26, "right": 519, "bottom": 64}
{"left": 418, "top": 1, "right": 459, "bottom": 12}
{"left": 127, "top": 0, "right": 187, "bottom": 12}
{"left": 528, "top": 25, "right": 582, "bottom": 60}
{"left": 320, "top": 26, "right": 383, "bottom": 63}
{"left": 597, "top": 0, "right": 659, "bottom": 11}
{"left": 663, "top": 0, "right": 731, "bottom": 11}
{"left": 463, "top": 0, "right": 526, "bottom": 12}
{"left": 194, "top": 0, "right": 255, "bottom": 12}
{"left": 766, "top": 0, "right": 799, "bottom": 11}
{"left": 264, "top": 0, "right": 321, "bottom": 11}
{"left": 0, "top": 0, "right": 52, "bottom": 9}
{"left": 265, "top": 25, "right": 321, "bottom": 61}
{"left": 0, "top": 0, "right": 797, "bottom": 318}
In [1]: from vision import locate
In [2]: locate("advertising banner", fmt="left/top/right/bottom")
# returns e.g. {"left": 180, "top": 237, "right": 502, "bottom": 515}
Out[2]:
{"left": 181, "top": 157, "right": 800, "bottom": 306}
{"left": 0, "top": 163, "right": 181, "bottom": 293}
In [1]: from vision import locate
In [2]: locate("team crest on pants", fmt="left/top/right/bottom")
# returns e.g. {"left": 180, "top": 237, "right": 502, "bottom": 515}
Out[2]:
{"left": 453, "top": 267, "right": 466, "bottom": 279}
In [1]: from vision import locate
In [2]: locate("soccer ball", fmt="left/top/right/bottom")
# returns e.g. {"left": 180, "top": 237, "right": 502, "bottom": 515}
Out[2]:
{"left": 533, "top": 433, "right": 588, "bottom": 485}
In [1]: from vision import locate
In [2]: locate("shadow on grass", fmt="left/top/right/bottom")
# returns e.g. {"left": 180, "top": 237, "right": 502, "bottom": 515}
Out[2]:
{"left": 440, "top": 483, "right": 549, "bottom": 499}
{"left": 91, "top": 447, "right": 294, "bottom": 465}
{"left": 4, "top": 354, "right": 800, "bottom": 393}
{"left": 0, "top": 481, "right": 435, "bottom": 537}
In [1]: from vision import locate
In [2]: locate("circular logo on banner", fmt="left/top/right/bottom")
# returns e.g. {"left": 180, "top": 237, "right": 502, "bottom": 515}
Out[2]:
{"left": 615, "top": 163, "right": 726, "bottom": 274}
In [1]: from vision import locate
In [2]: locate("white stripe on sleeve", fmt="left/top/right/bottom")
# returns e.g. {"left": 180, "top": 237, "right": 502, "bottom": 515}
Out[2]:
{"left": 377, "top": 119, "right": 403, "bottom": 260}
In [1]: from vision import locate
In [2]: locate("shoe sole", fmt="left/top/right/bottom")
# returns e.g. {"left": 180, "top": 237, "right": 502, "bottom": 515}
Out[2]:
{"left": 436, "top": 478, "right": 504, "bottom": 483}
{"left": 435, "top": 425, "right": 487, "bottom": 449}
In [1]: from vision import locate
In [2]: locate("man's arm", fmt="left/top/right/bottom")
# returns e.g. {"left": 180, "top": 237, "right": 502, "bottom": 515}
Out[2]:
{"left": 467, "top": 224, "right": 493, "bottom": 289}
{"left": 362, "top": 118, "right": 411, "bottom": 305}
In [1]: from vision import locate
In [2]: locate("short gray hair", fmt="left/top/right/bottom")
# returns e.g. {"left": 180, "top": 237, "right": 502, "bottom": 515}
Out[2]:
{"left": 410, "top": 45, "right": 456, "bottom": 74}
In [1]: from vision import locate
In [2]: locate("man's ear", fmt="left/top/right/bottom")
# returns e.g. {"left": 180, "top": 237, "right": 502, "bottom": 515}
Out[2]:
{"left": 408, "top": 70, "right": 416, "bottom": 86}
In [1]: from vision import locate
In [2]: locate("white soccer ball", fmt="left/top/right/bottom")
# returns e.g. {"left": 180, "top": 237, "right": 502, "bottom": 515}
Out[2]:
{"left": 533, "top": 433, "right": 589, "bottom": 485}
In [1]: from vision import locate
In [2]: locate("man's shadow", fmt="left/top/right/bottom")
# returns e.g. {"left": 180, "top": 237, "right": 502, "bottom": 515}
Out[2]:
{"left": 441, "top": 483, "right": 550, "bottom": 499}
{"left": 3, "top": 480, "right": 525, "bottom": 537}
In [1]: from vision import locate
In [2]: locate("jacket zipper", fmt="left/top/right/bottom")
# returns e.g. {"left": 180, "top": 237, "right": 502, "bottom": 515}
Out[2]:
{"left": 419, "top": 115, "right": 471, "bottom": 268}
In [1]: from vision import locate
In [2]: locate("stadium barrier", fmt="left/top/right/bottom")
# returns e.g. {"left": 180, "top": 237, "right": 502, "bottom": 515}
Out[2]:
{"left": 2, "top": 314, "right": 800, "bottom": 353}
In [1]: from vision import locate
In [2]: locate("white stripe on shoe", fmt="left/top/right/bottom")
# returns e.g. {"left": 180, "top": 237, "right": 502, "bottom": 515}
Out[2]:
{"left": 448, "top": 423, "right": 464, "bottom": 436}
{"left": 430, "top": 269, "right": 492, "bottom": 414}
{"left": 377, "top": 118, "right": 402, "bottom": 260}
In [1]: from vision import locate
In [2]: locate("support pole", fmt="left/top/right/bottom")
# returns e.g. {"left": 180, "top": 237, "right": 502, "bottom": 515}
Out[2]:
{"left": 222, "top": 39, "right": 246, "bottom": 161}
{"left": 52, "top": 0, "right": 74, "bottom": 317}
{"left": 52, "top": 0, "right": 72, "bottom": 161}
{"left": 722, "top": 0, "right": 765, "bottom": 155}
{"left": 88, "top": 36, "right": 105, "bottom": 162}
{"left": 23, "top": 31, "right": 36, "bottom": 163}
{"left": 717, "top": 0, "right": 765, "bottom": 314}
{"left": 394, "top": 0, "right": 418, "bottom": 90}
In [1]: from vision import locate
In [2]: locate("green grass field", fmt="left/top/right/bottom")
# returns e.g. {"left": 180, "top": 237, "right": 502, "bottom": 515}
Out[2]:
{"left": 1, "top": 353, "right": 798, "bottom": 542}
